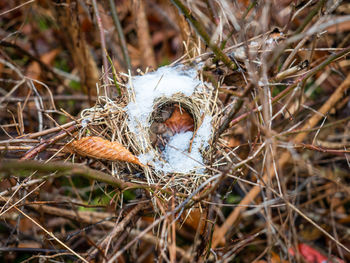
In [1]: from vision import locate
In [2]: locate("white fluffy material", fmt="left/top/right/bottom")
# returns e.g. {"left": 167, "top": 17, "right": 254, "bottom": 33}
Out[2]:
{"left": 126, "top": 66, "right": 212, "bottom": 174}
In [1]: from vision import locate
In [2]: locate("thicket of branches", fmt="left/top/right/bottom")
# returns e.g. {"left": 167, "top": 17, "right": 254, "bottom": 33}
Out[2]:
{"left": 1, "top": 0, "right": 350, "bottom": 262}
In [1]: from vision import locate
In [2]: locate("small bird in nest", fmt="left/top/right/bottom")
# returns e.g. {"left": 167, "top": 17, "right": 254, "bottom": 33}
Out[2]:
{"left": 149, "top": 104, "right": 194, "bottom": 151}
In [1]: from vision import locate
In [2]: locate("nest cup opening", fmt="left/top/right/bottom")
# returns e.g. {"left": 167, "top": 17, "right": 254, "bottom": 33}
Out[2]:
{"left": 147, "top": 96, "right": 201, "bottom": 153}
{"left": 151, "top": 96, "right": 201, "bottom": 127}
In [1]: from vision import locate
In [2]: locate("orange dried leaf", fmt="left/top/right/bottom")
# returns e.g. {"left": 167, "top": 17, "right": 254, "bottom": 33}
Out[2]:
{"left": 26, "top": 49, "right": 60, "bottom": 81}
{"left": 164, "top": 104, "right": 194, "bottom": 133}
{"left": 67, "top": 136, "right": 143, "bottom": 166}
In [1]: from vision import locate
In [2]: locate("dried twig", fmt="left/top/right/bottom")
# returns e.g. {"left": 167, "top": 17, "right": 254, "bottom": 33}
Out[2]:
{"left": 170, "top": 0, "right": 238, "bottom": 70}
{"left": 108, "top": 0, "right": 132, "bottom": 71}
{"left": 0, "top": 160, "right": 190, "bottom": 198}
{"left": 294, "top": 0, "right": 326, "bottom": 35}
{"left": 24, "top": 121, "right": 77, "bottom": 139}
{"left": 2, "top": 197, "right": 190, "bottom": 261}
{"left": 0, "top": 195, "right": 89, "bottom": 262}
{"left": 133, "top": 0, "right": 157, "bottom": 68}
{"left": 212, "top": 71, "right": 350, "bottom": 248}
{"left": 49, "top": 1, "right": 99, "bottom": 102}
{"left": 102, "top": 203, "right": 148, "bottom": 258}
{"left": 214, "top": 84, "right": 253, "bottom": 142}
{"left": 0, "top": 0, "right": 34, "bottom": 16}
{"left": 91, "top": 0, "right": 109, "bottom": 92}
{"left": 229, "top": 46, "right": 350, "bottom": 128}
{"left": 20, "top": 125, "right": 77, "bottom": 160}
{"left": 1, "top": 160, "right": 137, "bottom": 191}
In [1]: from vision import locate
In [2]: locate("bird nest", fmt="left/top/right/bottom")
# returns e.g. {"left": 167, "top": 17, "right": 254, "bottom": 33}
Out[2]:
{"left": 75, "top": 65, "right": 220, "bottom": 202}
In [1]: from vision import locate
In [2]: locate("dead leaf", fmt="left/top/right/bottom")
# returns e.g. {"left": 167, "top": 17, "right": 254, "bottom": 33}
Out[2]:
{"left": 327, "top": 20, "right": 350, "bottom": 33}
{"left": 271, "top": 251, "right": 289, "bottom": 263}
{"left": 67, "top": 136, "right": 143, "bottom": 166}
{"left": 164, "top": 104, "right": 194, "bottom": 133}
{"left": 180, "top": 207, "right": 206, "bottom": 234}
{"left": 26, "top": 49, "right": 60, "bottom": 81}
{"left": 289, "top": 243, "right": 345, "bottom": 263}
{"left": 223, "top": 135, "right": 241, "bottom": 148}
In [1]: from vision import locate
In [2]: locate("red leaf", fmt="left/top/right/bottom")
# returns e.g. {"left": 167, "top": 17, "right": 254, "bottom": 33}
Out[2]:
{"left": 289, "top": 243, "right": 345, "bottom": 263}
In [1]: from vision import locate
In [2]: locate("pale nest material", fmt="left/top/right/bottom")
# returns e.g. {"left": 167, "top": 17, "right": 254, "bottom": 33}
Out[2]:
{"left": 79, "top": 65, "right": 221, "bottom": 200}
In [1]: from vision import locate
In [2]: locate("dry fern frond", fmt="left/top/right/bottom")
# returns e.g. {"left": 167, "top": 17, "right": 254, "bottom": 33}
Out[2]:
{"left": 67, "top": 136, "right": 143, "bottom": 166}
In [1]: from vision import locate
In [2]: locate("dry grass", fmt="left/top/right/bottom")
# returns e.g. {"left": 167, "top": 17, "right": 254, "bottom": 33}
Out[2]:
{"left": 1, "top": 0, "right": 350, "bottom": 262}
{"left": 77, "top": 67, "right": 221, "bottom": 205}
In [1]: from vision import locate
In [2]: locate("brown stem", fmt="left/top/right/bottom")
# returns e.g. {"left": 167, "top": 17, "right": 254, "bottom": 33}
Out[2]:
{"left": 294, "top": 0, "right": 326, "bottom": 35}
{"left": 108, "top": 0, "right": 132, "bottom": 71}
{"left": 229, "top": 45, "right": 350, "bottom": 128}
{"left": 214, "top": 84, "right": 253, "bottom": 141}
{"left": 0, "top": 160, "right": 189, "bottom": 198}
{"left": 91, "top": 0, "right": 110, "bottom": 93}
{"left": 134, "top": 0, "right": 157, "bottom": 69}
{"left": 99, "top": 203, "right": 148, "bottom": 257}
{"left": 171, "top": 0, "right": 238, "bottom": 70}
{"left": 294, "top": 143, "right": 350, "bottom": 154}
{"left": 20, "top": 125, "right": 77, "bottom": 160}
{"left": 1, "top": 160, "right": 139, "bottom": 190}
{"left": 24, "top": 121, "right": 77, "bottom": 139}
{"left": 49, "top": 1, "right": 99, "bottom": 103}
{"left": 212, "top": 68, "right": 350, "bottom": 249}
